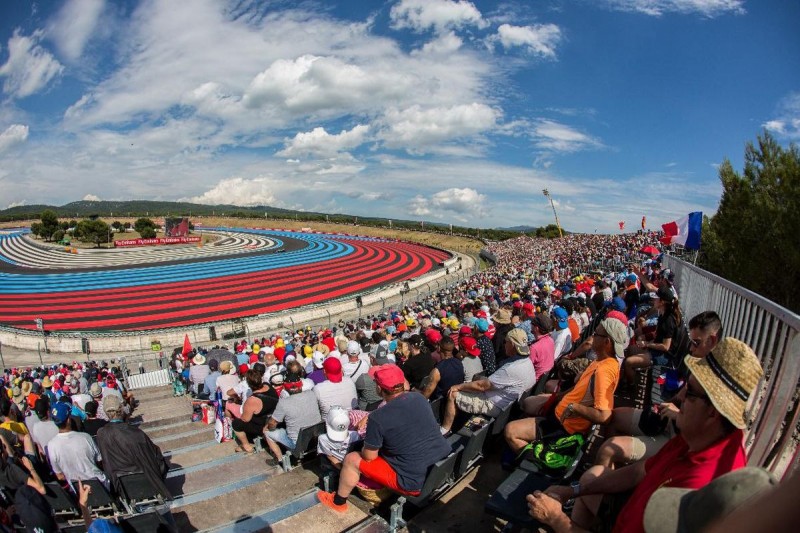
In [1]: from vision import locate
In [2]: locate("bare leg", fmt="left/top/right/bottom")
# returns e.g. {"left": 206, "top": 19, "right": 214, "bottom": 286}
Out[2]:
{"left": 504, "top": 418, "right": 538, "bottom": 454}
{"left": 264, "top": 436, "right": 283, "bottom": 461}
{"left": 441, "top": 390, "right": 458, "bottom": 432}
{"left": 336, "top": 451, "right": 362, "bottom": 498}
{"left": 521, "top": 394, "right": 550, "bottom": 416}
{"left": 233, "top": 430, "right": 254, "bottom": 452}
{"left": 571, "top": 466, "right": 610, "bottom": 529}
{"left": 623, "top": 353, "right": 651, "bottom": 384}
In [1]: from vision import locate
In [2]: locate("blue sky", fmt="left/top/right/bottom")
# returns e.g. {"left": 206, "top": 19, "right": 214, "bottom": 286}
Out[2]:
{"left": 0, "top": 0, "right": 797, "bottom": 232}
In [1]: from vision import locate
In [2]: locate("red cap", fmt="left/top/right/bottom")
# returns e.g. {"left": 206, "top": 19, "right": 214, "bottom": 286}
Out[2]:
{"left": 425, "top": 329, "right": 442, "bottom": 344}
{"left": 522, "top": 302, "right": 535, "bottom": 315}
{"left": 606, "top": 310, "right": 628, "bottom": 327}
{"left": 459, "top": 325, "right": 473, "bottom": 336}
{"left": 459, "top": 337, "right": 481, "bottom": 357}
{"left": 249, "top": 353, "right": 259, "bottom": 363}
{"left": 474, "top": 310, "right": 487, "bottom": 319}
{"left": 238, "top": 364, "right": 249, "bottom": 375}
{"left": 368, "top": 364, "right": 405, "bottom": 391}
{"left": 274, "top": 347, "right": 286, "bottom": 363}
{"left": 322, "top": 357, "right": 343, "bottom": 383}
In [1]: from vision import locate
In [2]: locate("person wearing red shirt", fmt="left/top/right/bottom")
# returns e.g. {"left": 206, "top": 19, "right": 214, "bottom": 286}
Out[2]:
{"left": 526, "top": 337, "right": 762, "bottom": 533}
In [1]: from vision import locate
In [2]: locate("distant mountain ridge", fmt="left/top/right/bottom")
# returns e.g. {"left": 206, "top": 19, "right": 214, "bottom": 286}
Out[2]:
{"left": 0, "top": 200, "right": 568, "bottom": 239}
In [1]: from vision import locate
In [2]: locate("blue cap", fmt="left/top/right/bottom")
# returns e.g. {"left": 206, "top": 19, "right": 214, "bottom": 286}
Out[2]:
{"left": 607, "top": 296, "right": 626, "bottom": 312}
{"left": 552, "top": 307, "right": 568, "bottom": 329}
{"left": 474, "top": 318, "right": 490, "bottom": 333}
{"left": 50, "top": 402, "right": 71, "bottom": 425}
{"left": 626, "top": 273, "right": 638, "bottom": 283}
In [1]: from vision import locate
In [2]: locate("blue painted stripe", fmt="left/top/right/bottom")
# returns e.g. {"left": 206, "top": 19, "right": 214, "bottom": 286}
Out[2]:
{"left": 169, "top": 470, "right": 277, "bottom": 508}
{"left": 203, "top": 490, "right": 319, "bottom": 533}
{"left": 0, "top": 229, "right": 357, "bottom": 293}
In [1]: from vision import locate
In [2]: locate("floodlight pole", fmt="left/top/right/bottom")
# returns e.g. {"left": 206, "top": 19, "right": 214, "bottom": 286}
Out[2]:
{"left": 542, "top": 189, "right": 563, "bottom": 238}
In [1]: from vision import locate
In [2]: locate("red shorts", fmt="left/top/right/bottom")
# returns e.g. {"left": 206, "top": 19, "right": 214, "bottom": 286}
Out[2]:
{"left": 358, "top": 456, "right": 421, "bottom": 496}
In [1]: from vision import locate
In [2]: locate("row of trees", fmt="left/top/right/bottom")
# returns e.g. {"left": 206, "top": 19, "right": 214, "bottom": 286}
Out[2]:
{"left": 699, "top": 132, "right": 799, "bottom": 313}
{"left": 29, "top": 213, "right": 160, "bottom": 247}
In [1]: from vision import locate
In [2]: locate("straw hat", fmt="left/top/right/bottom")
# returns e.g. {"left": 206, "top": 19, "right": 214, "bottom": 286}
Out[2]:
{"left": 21, "top": 381, "right": 32, "bottom": 396}
{"left": 193, "top": 354, "right": 206, "bottom": 365}
{"left": 684, "top": 337, "right": 763, "bottom": 429}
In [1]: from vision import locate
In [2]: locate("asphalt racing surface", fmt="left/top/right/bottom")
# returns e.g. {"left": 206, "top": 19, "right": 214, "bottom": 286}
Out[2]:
{"left": 0, "top": 227, "right": 450, "bottom": 331}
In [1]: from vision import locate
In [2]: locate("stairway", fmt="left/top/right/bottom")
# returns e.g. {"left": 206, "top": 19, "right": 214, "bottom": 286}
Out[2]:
{"left": 133, "top": 385, "right": 382, "bottom": 532}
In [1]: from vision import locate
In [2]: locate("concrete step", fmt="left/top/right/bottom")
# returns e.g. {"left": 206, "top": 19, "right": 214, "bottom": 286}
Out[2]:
{"left": 171, "top": 467, "right": 320, "bottom": 531}
{"left": 205, "top": 489, "right": 373, "bottom": 533}
{"left": 167, "top": 440, "right": 238, "bottom": 469}
{"left": 151, "top": 425, "right": 212, "bottom": 444}
{"left": 145, "top": 419, "right": 202, "bottom": 439}
{"left": 158, "top": 427, "right": 215, "bottom": 453}
{"left": 131, "top": 385, "right": 174, "bottom": 400}
{"left": 167, "top": 452, "right": 272, "bottom": 498}
{"left": 137, "top": 413, "right": 189, "bottom": 430}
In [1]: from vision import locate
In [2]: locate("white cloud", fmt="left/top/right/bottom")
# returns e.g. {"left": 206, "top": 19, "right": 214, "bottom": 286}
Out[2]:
{"left": 409, "top": 187, "right": 487, "bottom": 220}
{"left": 390, "top": 0, "right": 486, "bottom": 33}
{"left": 6, "top": 200, "right": 26, "bottom": 209}
{"left": 415, "top": 31, "right": 463, "bottom": 55}
{"left": 0, "top": 30, "right": 64, "bottom": 98}
{"left": 182, "top": 177, "right": 278, "bottom": 206}
{"left": 532, "top": 119, "right": 603, "bottom": 153}
{"left": 495, "top": 24, "right": 562, "bottom": 58}
{"left": 602, "top": 0, "right": 745, "bottom": 17}
{"left": 380, "top": 103, "right": 499, "bottom": 152}
{"left": 47, "top": 0, "right": 105, "bottom": 61}
{"left": 277, "top": 125, "right": 370, "bottom": 158}
{"left": 0, "top": 124, "right": 29, "bottom": 153}
{"left": 763, "top": 92, "right": 800, "bottom": 140}
{"left": 83, "top": 194, "right": 101, "bottom": 201}
{"left": 242, "top": 55, "right": 414, "bottom": 116}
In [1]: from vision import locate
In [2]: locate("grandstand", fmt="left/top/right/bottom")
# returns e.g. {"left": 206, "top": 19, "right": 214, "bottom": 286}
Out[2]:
{"left": 0, "top": 231, "right": 797, "bottom": 532}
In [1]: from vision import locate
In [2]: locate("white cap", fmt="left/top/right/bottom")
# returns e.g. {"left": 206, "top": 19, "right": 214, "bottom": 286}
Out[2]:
{"left": 312, "top": 351, "right": 326, "bottom": 369}
{"left": 346, "top": 340, "right": 361, "bottom": 356}
{"left": 325, "top": 406, "right": 350, "bottom": 442}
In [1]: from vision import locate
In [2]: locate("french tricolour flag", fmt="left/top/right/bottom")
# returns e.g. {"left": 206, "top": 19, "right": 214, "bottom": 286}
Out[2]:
{"left": 660, "top": 212, "right": 702, "bottom": 250}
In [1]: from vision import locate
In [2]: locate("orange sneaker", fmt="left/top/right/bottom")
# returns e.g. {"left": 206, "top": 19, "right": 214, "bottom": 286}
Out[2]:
{"left": 317, "top": 490, "right": 348, "bottom": 513}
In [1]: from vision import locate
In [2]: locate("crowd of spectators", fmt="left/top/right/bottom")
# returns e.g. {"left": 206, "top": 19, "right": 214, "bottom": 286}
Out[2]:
{"left": 2, "top": 230, "right": 779, "bottom": 532}
{"left": 0, "top": 359, "right": 170, "bottom": 531}
{"left": 159, "top": 230, "right": 774, "bottom": 532}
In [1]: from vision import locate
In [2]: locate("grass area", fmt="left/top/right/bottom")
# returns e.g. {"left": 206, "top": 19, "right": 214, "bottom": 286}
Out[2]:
{"left": 4, "top": 216, "right": 484, "bottom": 253}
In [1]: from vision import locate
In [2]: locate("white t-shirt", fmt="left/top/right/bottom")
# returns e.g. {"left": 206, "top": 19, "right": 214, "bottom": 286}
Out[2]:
{"left": 31, "top": 420, "right": 59, "bottom": 452}
{"left": 551, "top": 328, "right": 573, "bottom": 360}
{"left": 47, "top": 431, "right": 107, "bottom": 486}
{"left": 485, "top": 357, "right": 536, "bottom": 410}
{"left": 313, "top": 378, "right": 357, "bottom": 419}
{"left": 342, "top": 358, "right": 370, "bottom": 382}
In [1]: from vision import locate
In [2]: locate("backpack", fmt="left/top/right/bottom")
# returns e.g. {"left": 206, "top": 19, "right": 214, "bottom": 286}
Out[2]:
{"left": 529, "top": 433, "right": 586, "bottom": 475}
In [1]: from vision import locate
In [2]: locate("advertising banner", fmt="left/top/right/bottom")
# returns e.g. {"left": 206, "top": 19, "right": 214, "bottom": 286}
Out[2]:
{"left": 115, "top": 236, "right": 201, "bottom": 247}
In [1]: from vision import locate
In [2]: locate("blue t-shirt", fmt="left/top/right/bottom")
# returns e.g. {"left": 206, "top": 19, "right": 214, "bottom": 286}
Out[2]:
{"left": 433, "top": 358, "right": 464, "bottom": 400}
{"left": 364, "top": 392, "right": 451, "bottom": 492}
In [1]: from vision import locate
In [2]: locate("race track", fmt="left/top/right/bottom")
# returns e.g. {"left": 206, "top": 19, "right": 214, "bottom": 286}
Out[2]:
{"left": 0, "top": 227, "right": 450, "bottom": 331}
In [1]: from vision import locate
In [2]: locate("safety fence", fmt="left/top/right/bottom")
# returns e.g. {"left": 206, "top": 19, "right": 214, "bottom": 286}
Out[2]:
{"left": 663, "top": 256, "right": 800, "bottom": 478}
{"left": 126, "top": 368, "right": 173, "bottom": 390}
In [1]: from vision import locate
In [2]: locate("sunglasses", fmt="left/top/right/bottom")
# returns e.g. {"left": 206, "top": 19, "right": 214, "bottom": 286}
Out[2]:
{"left": 684, "top": 384, "right": 709, "bottom": 401}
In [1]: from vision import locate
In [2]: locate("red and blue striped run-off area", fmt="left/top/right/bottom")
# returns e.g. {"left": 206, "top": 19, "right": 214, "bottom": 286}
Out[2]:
{"left": 0, "top": 227, "right": 450, "bottom": 331}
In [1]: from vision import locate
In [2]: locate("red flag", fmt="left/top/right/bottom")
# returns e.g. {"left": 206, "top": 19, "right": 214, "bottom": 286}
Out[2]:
{"left": 182, "top": 334, "right": 192, "bottom": 357}
{"left": 618, "top": 221, "right": 625, "bottom": 230}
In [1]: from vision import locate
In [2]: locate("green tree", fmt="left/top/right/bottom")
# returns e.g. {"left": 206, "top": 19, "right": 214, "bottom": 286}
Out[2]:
{"left": 40, "top": 209, "right": 59, "bottom": 241}
{"left": 700, "top": 132, "right": 800, "bottom": 312}
{"left": 74, "top": 219, "right": 111, "bottom": 248}
{"left": 123, "top": 221, "right": 132, "bottom": 231}
{"left": 111, "top": 221, "right": 123, "bottom": 231}
{"left": 134, "top": 217, "right": 157, "bottom": 239}
{"left": 30, "top": 222, "right": 42, "bottom": 238}
{"left": 52, "top": 229, "right": 66, "bottom": 243}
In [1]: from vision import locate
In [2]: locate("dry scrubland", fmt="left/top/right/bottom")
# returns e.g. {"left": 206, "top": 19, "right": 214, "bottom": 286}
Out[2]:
{"left": 2, "top": 217, "right": 484, "bottom": 253}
